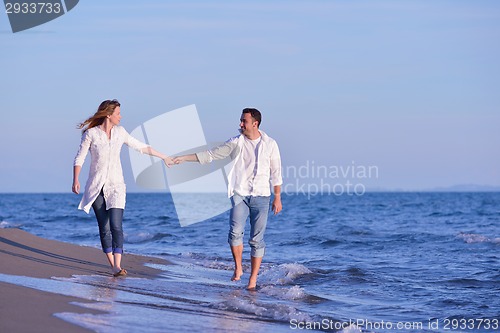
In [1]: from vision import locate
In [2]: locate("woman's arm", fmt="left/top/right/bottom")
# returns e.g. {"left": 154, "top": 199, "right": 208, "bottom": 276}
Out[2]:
{"left": 141, "top": 146, "right": 175, "bottom": 167}
{"left": 123, "top": 128, "right": 174, "bottom": 167}
{"left": 72, "top": 165, "right": 81, "bottom": 194}
{"left": 73, "top": 131, "right": 91, "bottom": 194}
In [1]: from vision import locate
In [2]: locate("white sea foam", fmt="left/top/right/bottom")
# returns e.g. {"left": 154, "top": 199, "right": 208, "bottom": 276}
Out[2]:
{"left": 259, "top": 263, "right": 313, "bottom": 285}
{"left": 0, "top": 221, "right": 21, "bottom": 228}
{"left": 457, "top": 232, "right": 500, "bottom": 244}
{"left": 205, "top": 260, "right": 235, "bottom": 271}
{"left": 260, "top": 285, "right": 307, "bottom": 300}
{"left": 175, "top": 255, "right": 314, "bottom": 284}
{"left": 214, "top": 298, "right": 313, "bottom": 323}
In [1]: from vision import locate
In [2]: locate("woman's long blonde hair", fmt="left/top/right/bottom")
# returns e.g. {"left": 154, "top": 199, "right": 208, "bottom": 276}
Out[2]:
{"left": 78, "top": 99, "right": 121, "bottom": 132}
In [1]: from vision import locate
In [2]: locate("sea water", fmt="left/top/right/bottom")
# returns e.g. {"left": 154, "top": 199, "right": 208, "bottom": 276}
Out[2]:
{"left": 0, "top": 192, "right": 499, "bottom": 333}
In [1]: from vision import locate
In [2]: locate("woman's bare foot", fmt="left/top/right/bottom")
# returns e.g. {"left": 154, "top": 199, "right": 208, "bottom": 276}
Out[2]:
{"left": 113, "top": 268, "right": 127, "bottom": 277}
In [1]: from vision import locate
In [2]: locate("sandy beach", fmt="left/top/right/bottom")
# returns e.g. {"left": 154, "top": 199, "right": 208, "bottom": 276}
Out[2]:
{"left": 0, "top": 228, "right": 170, "bottom": 333}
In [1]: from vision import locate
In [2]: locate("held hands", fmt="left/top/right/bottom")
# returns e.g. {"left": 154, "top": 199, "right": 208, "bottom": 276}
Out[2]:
{"left": 163, "top": 156, "right": 175, "bottom": 168}
{"left": 172, "top": 155, "right": 189, "bottom": 164}
{"left": 162, "top": 155, "right": 192, "bottom": 166}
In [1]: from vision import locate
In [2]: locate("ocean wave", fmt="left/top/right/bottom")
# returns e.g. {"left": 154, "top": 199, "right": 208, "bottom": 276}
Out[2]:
{"left": 0, "top": 221, "right": 22, "bottom": 229}
{"left": 180, "top": 255, "right": 237, "bottom": 272}
{"left": 169, "top": 255, "right": 316, "bottom": 286}
{"left": 40, "top": 214, "right": 81, "bottom": 223}
{"left": 339, "top": 325, "right": 363, "bottom": 333}
{"left": 441, "top": 277, "right": 497, "bottom": 288}
{"left": 456, "top": 232, "right": 500, "bottom": 244}
{"left": 319, "top": 239, "right": 342, "bottom": 247}
{"left": 260, "top": 285, "right": 307, "bottom": 300}
{"left": 213, "top": 297, "right": 313, "bottom": 323}
{"left": 204, "top": 260, "right": 236, "bottom": 271}
{"left": 259, "top": 263, "right": 313, "bottom": 285}
{"left": 428, "top": 211, "right": 466, "bottom": 217}
{"left": 177, "top": 252, "right": 237, "bottom": 271}
{"left": 125, "top": 232, "right": 171, "bottom": 244}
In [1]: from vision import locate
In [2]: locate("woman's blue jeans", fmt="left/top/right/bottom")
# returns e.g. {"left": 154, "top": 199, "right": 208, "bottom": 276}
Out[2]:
{"left": 228, "top": 195, "right": 270, "bottom": 258}
{"left": 92, "top": 190, "right": 124, "bottom": 254}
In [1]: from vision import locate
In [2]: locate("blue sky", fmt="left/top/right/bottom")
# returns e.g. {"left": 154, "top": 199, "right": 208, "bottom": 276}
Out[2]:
{"left": 1, "top": 0, "right": 499, "bottom": 192}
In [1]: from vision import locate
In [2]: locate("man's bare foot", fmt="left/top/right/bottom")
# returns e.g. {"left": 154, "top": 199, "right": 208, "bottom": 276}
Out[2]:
{"left": 246, "top": 275, "right": 257, "bottom": 290}
{"left": 231, "top": 270, "right": 243, "bottom": 281}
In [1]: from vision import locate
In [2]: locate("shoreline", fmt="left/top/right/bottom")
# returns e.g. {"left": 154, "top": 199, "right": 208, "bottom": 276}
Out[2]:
{"left": 0, "top": 228, "right": 170, "bottom": 333}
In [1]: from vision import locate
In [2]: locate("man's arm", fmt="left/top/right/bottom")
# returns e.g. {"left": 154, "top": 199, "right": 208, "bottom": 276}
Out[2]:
{"left": 269, "top": 140, "right": 283, "bottom": 215}
{"left": 174, "top": 138, "right": 237, "bottom": 165}
{"left": 173, "top": 154, "right": 199, "bottom": 164}
{"left": 272, "top": 185, "right": 282, "bottom": 215}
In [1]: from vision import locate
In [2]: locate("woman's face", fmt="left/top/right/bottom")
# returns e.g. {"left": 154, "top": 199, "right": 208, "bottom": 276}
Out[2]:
{"left": 109, "top": 106, "right": 122, "bottom": 126}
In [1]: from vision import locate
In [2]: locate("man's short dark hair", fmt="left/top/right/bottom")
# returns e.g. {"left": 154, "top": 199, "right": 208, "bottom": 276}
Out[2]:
{"left": 242, "top": 108, "right": 261, "bottom": 128}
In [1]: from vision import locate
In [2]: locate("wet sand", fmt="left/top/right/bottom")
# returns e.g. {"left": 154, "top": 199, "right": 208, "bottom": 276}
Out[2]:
{"left": 0, "top": 228, "right": 169, "bottom": 333}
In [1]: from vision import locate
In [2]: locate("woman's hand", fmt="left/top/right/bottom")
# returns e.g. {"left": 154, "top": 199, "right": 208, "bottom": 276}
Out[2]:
{"left": 163, "top": 156, "right": 175, "bottom": 168}
{"left": 73, "top": 166, "right": 82, "bottom": 194}
{"left": 72, "top": 180, "right": 80, "bottom": 194}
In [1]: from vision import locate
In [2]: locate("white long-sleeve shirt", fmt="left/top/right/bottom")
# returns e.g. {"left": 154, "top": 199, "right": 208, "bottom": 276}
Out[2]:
{"left": 74, "top": 125, "right": 149, "bottom": 213}
{"left": 196, "top": 130, "right": 282, "bottom": 197}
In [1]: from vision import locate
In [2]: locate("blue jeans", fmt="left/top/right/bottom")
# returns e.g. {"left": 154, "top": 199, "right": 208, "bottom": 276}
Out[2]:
{"left": 92, "top": 190, "right": 124, "bottom": 254}
{"left": 228, "top": 195, "right": 270, "bottom": 258}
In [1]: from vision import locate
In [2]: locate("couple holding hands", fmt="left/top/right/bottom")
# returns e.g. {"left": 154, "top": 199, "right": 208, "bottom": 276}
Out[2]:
{"left": 72, "top": 99, "right": 282, "bottom": 289}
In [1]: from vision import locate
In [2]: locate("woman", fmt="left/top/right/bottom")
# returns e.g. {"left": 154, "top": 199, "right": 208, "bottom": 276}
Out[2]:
{"left": 72, "top": 99, "right": 173, "bottom": 277}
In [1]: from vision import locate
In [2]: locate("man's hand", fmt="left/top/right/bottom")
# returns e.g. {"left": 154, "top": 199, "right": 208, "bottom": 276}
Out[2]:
{"left": 172, "top": 156, "right": 185, "bottom": 164}
{"left": 272, "top": 195, "right": 282, "bottom": 215}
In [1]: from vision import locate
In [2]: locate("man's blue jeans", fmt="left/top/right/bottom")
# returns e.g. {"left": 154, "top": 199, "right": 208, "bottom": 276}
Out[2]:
{"left": 228, "top": 195, "right": 270, "bottom": 258}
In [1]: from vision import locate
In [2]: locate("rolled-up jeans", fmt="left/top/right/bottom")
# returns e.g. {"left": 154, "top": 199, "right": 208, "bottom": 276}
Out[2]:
{"left": 92, "top": 190, "right": 124, "bottom": 254}
{"left": 228, "top": 195, "right": 270, "bottom": 258}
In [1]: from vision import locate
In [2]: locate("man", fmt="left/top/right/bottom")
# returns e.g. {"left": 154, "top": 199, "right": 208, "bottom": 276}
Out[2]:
{"left": 173, "top": 108, "right": 282, "bottom": 290}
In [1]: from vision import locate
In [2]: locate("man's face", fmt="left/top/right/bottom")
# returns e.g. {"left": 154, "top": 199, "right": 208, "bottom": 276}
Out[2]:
{"left": 239, "top": 112, "right": 257, "bottom": 136}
